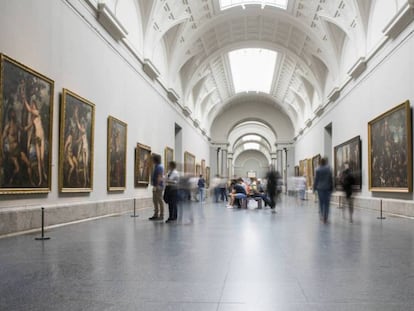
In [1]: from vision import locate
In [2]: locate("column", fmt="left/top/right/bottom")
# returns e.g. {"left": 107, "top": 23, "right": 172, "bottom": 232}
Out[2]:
{"left": 227, "top": 153, "right": 233, "bottom": 178}
{"left": 221, "top": 149, "right": 228, "bottom": 177}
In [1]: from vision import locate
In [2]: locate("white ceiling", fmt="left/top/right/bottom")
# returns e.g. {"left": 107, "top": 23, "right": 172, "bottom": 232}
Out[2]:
{"left": 100, "top": 0, "right": 412, "bottom": 152}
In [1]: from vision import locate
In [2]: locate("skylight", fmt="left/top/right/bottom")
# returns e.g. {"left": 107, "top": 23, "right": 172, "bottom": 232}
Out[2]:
{"left": 228, "top": 48, "right": 277, "bottom": 94}
{"left": 220, "top": 0, "right": 288, "bottom": 10}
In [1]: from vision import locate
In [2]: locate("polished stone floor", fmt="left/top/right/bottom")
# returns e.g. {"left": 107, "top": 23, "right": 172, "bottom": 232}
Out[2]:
{"left": 1, "top": 196, "right": 414, "bottom": 311}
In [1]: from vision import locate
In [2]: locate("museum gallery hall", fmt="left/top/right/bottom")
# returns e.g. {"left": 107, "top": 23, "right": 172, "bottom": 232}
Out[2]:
{"left": 1, "top": 1, "right": 414, "bottom": 310}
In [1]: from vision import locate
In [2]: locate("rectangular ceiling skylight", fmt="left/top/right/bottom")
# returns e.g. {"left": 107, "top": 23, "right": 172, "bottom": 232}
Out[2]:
{"left": 220, "top": 0, "right": 288, "bottom": 10}
{"left": 228, "top": 48, "right": 277, "bottom": 94}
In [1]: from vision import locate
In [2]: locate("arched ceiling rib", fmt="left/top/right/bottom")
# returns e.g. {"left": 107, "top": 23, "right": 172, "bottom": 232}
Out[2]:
{"left": 139, "top": 0, "right": 369, "bottom": 135}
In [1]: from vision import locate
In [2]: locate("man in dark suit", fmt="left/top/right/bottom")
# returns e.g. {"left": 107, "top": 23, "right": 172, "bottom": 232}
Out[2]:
{"left": 313, "top": 157, "right": 333, "bottom": 224}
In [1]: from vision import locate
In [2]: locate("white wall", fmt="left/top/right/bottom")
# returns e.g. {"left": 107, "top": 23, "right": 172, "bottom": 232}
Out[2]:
{"left": 0, "top": 0, "right": 210, "bottom": 209}
{"left": 234, "top": 150, "right": 269, "bottom": 179}
{"left": 295, "top": 21, "right": 414, "bottom": 200}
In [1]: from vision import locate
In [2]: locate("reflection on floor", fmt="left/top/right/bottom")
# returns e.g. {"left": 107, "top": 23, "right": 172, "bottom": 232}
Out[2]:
{"left": 1, "top": 196, "right": 414, "bottom": 311}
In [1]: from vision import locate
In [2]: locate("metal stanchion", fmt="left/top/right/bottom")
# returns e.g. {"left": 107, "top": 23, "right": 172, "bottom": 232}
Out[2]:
{"left": 35, "top": 207, "right": 50, "bottom": 241}
{"left": 131, "top": 198, "right": 139, "bottom": 218}
{"left": 377, "top": 199, "right": 386, "bottom": 220}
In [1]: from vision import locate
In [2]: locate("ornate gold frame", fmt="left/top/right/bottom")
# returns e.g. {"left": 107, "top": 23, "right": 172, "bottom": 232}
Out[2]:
{"left": 201, "top": 159, "right": 206, "bottom": 176}
{"left": 206, "top": 166, "right": 211, "bottom": 188}
{"left": 0, "top": 54, "right": 54, "bottom": 194}
{"left": 334, "top": 136, "right": 361, "bottom": 191}
{"left": 184, "top": 151, "right": 195, "bottom": 175}
{"left": 164, "top": 146, "right": 174, "bottom": 170}
{"left": 59, "top": 88, "right": 95, "bottom": 193}
{"left": 368, "top": 101, "right": 412, "bottom": 192}
{"left": 134, "top": 142, "right": 151, "bottom": 187}
{"left": 107, "top": 116, "right": 127, "bottom": 192}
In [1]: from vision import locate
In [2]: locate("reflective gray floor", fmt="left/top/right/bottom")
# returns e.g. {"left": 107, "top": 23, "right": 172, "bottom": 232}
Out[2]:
{"left": 1, "top": 196, "right": 414, "bottom": 311}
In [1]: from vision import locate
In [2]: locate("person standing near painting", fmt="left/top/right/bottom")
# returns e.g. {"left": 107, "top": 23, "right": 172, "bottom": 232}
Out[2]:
{"left": 313, "top": 157, "right": 333, "bottom": 224}
{"left": 149, "top": 154, "right": 164, "bottom": 221}
{"left": 341, "top": 162, "right": 355, "bottom": 223}
{"left": 164, "top": 161, "right": 179, "bottom": 223}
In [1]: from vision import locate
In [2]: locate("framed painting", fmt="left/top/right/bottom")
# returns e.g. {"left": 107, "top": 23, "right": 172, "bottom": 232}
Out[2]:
{"left": 206, "top": 166, "right": 211, "bottom": 188}
{"left": 135, "top": 143, "right": 151, "bottom": 187}
{"left": 0, "top": 54, "right": 54, "bottom": 194}
{"left": 59, "top": 89, "right": 95, "bottom": 192}
{"left": 196, "top": 164, "right": 201, "bottom": 176}
{"left": 107, "top": 116, "right": 127, "bottom": 191}
{"left": 334, "top": 136, "right": 361, "bottom": 191}
{"left": 184, "top": 151, "right": 195, "bottom": 175}
{"left": 201, "top": 159, "right": 206, "bottom": 176}
{"left": 312, "top": 154, "right": 321, "bottom": 179}
{"left": 294, "top": 166, "right": 299, "bottom": 177}
{"left": 368, "top": 101, "right": 412, "bottom": 192}
{"left": 306, "top": 158, "right": 313, "bottom": 189}
{"left": 164, "top": 147, "right": 173, "bottom": 170}
{"left": 299, "top": 160, "right": 305, "bottom": 177}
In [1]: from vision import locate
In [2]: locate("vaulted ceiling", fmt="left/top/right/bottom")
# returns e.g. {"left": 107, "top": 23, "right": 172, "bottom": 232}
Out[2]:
{"left": 96, "top": 0, "right": 413, "bottom": 155}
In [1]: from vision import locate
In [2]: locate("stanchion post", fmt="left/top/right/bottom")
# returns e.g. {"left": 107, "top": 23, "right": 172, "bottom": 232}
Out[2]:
{"left": 377, "top": 199, "right": 386, "bottom": 220}
{"left": 35, "top": 207, "right": 50, "bottom": 241}
{"left": 131, "top": 198, "right": 139, "bottom": 218}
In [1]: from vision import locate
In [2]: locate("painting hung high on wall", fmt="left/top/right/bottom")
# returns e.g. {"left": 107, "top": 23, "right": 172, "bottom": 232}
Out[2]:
{"left": 368, "top": 101, "right": 412, "bottom": 192}
{"left": 184, "top": 151, "right": 195, "bottom": 175}
{"left": 334, "top": 136, "right": 361, "bottom": 191}
{"left": 164, "top": 147, "right": 173, "bottom": 170}
{"left": 135, "top": 143, "right": 151, "bottom": 187}
{"left": 196, "top": 164, "right": 201, "bottom": 177}
{"left": 0, "top": 54, "right": 54, "bottom": 194}
{"left": 107, "top": 116, "right": 127, "bottom": 191}
{"left": 59, "top": 89, "right": 95, "bottom": 192}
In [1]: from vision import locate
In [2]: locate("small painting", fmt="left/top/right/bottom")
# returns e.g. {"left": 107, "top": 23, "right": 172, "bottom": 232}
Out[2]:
{"left": 135, "top": 143, "right": 151, "bottom": 187}
{"left": 107, "top": 116, "right": 127, "bottom": 191}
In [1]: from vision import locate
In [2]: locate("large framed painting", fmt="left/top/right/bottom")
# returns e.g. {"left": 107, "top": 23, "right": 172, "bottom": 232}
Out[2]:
{"left": 107, "top": 116, "right": 127, "bottom": 191}
{"left": 196, "top": 164, "right": 201, "bottom": 176}
{"left": 135, "top": 143, "right": 151, "bottom": 187}
{"left": 206, "top": 166, "right": 211, "bottom": 188}
{"left": 164, "top": 147, "right": 173, "bottom": 170}
{"left": 0, "top": 54, "right": 54, "bottom": 194}
{"left": 59, "top": 89, "right": 95, "bottom": 192}
{"left": 334, "top": 136, "right": 361, "bottom": 191}
{"left": 184, "top": 151, "right": 195, "bottom": 175}
{"left": 368, "top": 101, "right": 412, "bottom": 192}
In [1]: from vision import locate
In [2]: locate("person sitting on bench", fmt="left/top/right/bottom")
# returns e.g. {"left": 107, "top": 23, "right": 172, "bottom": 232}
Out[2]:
{"left": 227, "top": 178, "right": 247, "bottom": 208}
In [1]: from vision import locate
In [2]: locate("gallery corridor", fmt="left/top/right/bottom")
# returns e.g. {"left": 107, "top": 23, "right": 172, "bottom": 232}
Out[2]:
{"left": 1, "top": 198, "right": 413, "bottom": 311}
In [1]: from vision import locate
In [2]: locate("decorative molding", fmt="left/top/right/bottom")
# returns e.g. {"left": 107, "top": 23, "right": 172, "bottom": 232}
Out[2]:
{"left": 327, "top": 87, "right": 340, "bottom": 102}
{"left": 315, "top": 105, "right": 324, "bottom": 117}
{"left": 201, "top": 128, "right": 207, "bottom": 135}
{"left": 193, "top": 119, "right": 200, "bottom": 128}
{"left": 182, "top": 106, "right": 192, "bottom": 117}
{"left": 305, "top": 118, "right": 313, "bottom": 128}
{"left": 383, "top": 1, "right": 414, "bottom": 38}
{"left": 143, "top": 59, "right": 160, "bottom": 80}
{"left": 298, "top": 128, "right": 304, "bottom": 135}
{"left": 167, "top": 88, "right": 180, "bottom": 103}
{"left": 347, "top": 57, "right": 367, "bottom": 79}
{"left": 97, "top": 3, "right": 128, "bottom": 41}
